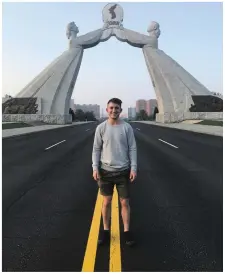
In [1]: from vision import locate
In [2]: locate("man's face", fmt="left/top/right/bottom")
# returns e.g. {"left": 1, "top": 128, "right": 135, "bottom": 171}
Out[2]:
{"left": 106, "top": 102, "right": 122, "bottom": 119}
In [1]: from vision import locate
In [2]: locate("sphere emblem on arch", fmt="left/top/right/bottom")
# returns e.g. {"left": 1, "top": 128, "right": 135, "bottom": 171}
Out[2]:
{"left": 102, "top": 3, "right": 124, "bottom": 24}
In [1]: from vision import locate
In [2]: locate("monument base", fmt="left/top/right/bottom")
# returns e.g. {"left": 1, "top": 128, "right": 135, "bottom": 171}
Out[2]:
{"left": 156, "top": 112, "right": 223, "bottom": 123}
{"left": 2, "top": 114, "right": 72, "bottom": 125}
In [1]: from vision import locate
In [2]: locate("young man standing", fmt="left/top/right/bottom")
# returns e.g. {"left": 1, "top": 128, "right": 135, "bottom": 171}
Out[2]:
{"left": 92, "top": 98, "right": 137, "bottom": 246}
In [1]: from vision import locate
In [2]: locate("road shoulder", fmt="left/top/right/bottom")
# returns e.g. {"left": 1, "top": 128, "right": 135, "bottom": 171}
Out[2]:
{"left": 131, "top": 121, "right": 223, "bottom": 137}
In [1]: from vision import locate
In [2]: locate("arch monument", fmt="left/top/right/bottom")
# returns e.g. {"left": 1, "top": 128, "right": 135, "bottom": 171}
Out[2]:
{"left": 3, "top": 3, "right": 223, "bottom": 124}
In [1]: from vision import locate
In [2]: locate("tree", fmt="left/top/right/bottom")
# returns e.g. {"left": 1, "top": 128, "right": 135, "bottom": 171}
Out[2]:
{"left": 85, "top": 111, "right": 96, "bottom": 121}
{"left": 74, "top": 109, "right": 85, "bottom": 121}
{"left": 148, "top": 114, "right": 154, "bottom": 121}
{"left": 135, "top": 109, "right": 148, "bottom": 121}
{"left": 135, "top": 112, "right": 141, "bottom": 121}
{"left": 73, "top": 109, "right": 97, "bottom": 121}
{"left": 139, "top": 109, "right": 149, "bottom": 120}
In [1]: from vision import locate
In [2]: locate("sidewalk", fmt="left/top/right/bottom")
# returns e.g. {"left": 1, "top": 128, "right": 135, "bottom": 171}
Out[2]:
{"left": 132, "top": 121, "right": 223, "bottom": 137}
{"left": 2, "top": 121, "right": 94, "bottom": 139}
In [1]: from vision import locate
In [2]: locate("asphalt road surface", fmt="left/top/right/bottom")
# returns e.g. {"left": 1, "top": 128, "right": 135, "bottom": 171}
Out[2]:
{"left": 2, "top": 122, "right": 223, "bottom": 271}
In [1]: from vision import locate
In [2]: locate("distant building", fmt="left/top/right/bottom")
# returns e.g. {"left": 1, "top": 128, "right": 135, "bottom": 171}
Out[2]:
{"left": 146, "top": 99, "right": 158, "bottom": 116}
{"left": 136, "top": 99, "right": 158, "bottom": 116}
{"left": 128, "top": 107, "right": 136, "bottom": 119}
{"left": 75, "top": 104, "right": 100, "bottom": 119}
{"left": 136, "top": 100, "right": 146, "bottom": 113}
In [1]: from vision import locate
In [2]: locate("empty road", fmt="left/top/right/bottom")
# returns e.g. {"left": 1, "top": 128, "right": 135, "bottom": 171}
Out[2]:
{"left": 2, "top": 122, "right": 223, "bottom": 271}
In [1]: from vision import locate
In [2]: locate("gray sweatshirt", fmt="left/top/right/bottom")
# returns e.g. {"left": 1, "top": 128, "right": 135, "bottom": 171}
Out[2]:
{"left": 92, "top": 120, "right": 137, "bottom": 172}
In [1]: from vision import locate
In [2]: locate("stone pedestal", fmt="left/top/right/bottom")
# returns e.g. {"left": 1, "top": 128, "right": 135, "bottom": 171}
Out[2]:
{"left": 2, "top": 114, "right": 72, "bottom": 125}
{"left": 156, "top": 112, "right": 223, "bottom": 123}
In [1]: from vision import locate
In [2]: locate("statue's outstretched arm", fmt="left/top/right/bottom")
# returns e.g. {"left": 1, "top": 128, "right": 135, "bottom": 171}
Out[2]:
{"left": 76, "top": 29, "right": 105, "bottom": 49}
{"left": 112, "top": 21, "right": 160, "bottom": 49}
{"left": 114, "top": 28, "right": 151, "bottom": 47}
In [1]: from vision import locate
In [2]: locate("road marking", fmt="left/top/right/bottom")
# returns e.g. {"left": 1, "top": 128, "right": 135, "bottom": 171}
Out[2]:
{"left": 45, "top": 140, "right": 66, "bottom": 150}
{"left": 85, "top": 129, "right": 90, "bottom": 131}
{"left": 136, "top": 128, "right": 140, "bottom": 131}
{"left": 82, "top": 190, "right": 103, "bottom": 272}
{"left": 158, "top": 138, "right": 178, "bottom": 149}
{"left": 109, "top": 187, "right": 121, "bottom": 272}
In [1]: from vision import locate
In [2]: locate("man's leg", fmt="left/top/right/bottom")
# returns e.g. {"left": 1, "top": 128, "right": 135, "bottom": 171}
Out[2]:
{"left": 102, "top": 196, "right": 112, "bottom": 230}
{"left": 116, "top": 171, "right": 135, "bottom": 246}
{"left": 98, "top": 172, "right": 114, "bottom": 245}
{"left": 98, "top": 196, "right": 112, "bottom": 246}
{"left": 120, "top": 198, "right": 130, "bottom": 232}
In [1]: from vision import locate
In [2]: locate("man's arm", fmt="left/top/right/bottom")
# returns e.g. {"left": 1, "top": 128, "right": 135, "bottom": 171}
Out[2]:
{"left": 92, "top": 126, "right": 103, "bottom": 171}
{"left": 127, "top": 125, "right": 137, "bottom": 173}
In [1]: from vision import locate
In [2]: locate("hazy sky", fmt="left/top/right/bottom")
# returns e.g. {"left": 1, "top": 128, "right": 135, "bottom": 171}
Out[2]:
{"left": 2, "top": 2, "right": 223, "bottom": 115}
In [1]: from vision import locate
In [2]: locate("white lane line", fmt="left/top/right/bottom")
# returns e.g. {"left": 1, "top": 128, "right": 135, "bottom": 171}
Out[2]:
{"left": 85, "top": 129, "right": 90, "bottom": 131}
{"left": 136, "top": 128, "right": 140, "bottom": 131}
{"left": 45, "top": 140, "right": 66, "bottom": 150}
{"left": 158, "top": 138, "right": 179, "bottom": 149}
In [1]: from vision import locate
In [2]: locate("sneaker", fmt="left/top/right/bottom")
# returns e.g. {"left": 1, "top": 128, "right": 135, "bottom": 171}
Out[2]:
{"left": 98, "top": 230, "right": 110, "bottom": 246}
{"left": 124, "top": 231, "right": 135, "bottom": 246}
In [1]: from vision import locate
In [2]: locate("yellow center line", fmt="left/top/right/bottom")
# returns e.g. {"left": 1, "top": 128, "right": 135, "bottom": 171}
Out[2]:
{"left": 110, "top": 187, "right": 121, "bottom": 272}
{"left": 82, "top": 189, "right": 103, "bottom": 272}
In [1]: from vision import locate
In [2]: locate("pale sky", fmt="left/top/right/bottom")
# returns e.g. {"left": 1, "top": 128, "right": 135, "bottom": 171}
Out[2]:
{"left": 2, "top": 2, "right": 223, "bottom": 116}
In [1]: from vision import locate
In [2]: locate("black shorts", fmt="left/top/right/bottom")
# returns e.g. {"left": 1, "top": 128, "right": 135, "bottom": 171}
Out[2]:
{"left": 98, "top": 168, "right": 130, "bottom": 198}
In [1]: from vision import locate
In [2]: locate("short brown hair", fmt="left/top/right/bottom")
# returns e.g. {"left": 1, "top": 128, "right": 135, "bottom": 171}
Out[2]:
{"left": 107, "top": 98, "right": 122, "bottom": 107}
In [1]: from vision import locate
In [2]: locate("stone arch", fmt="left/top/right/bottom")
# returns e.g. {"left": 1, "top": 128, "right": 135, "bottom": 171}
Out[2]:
{"left": 13, "top": 3, "right": 222, "bottom": 124}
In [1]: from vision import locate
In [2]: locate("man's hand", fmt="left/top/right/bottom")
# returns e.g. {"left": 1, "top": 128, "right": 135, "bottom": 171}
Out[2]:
{"left": 130, "top": 170, "right": 137, "bottom": 182}
{"left": 93, "top": 170, "right": 100, "bottom": 181}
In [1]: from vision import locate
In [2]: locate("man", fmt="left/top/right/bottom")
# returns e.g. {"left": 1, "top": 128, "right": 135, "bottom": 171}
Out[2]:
{"left": 92, "top": 98, "right": 137, "bottom": 246}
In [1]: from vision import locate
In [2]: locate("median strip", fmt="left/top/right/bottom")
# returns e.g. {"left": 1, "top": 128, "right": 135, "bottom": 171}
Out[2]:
{"left": 158, "top": 138, "right": 178, "bottom": 148}
{"left": 82, "top": 190, "right": 103, "bottom": 272}
{"left": 82, "top": 187, "right": 122, "bottom": 272}
{"left": 110, "top": 187, "right": 121, "bottom": 272}
{"left": 45, "top": 140, "right": 66, "bottom": 150}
